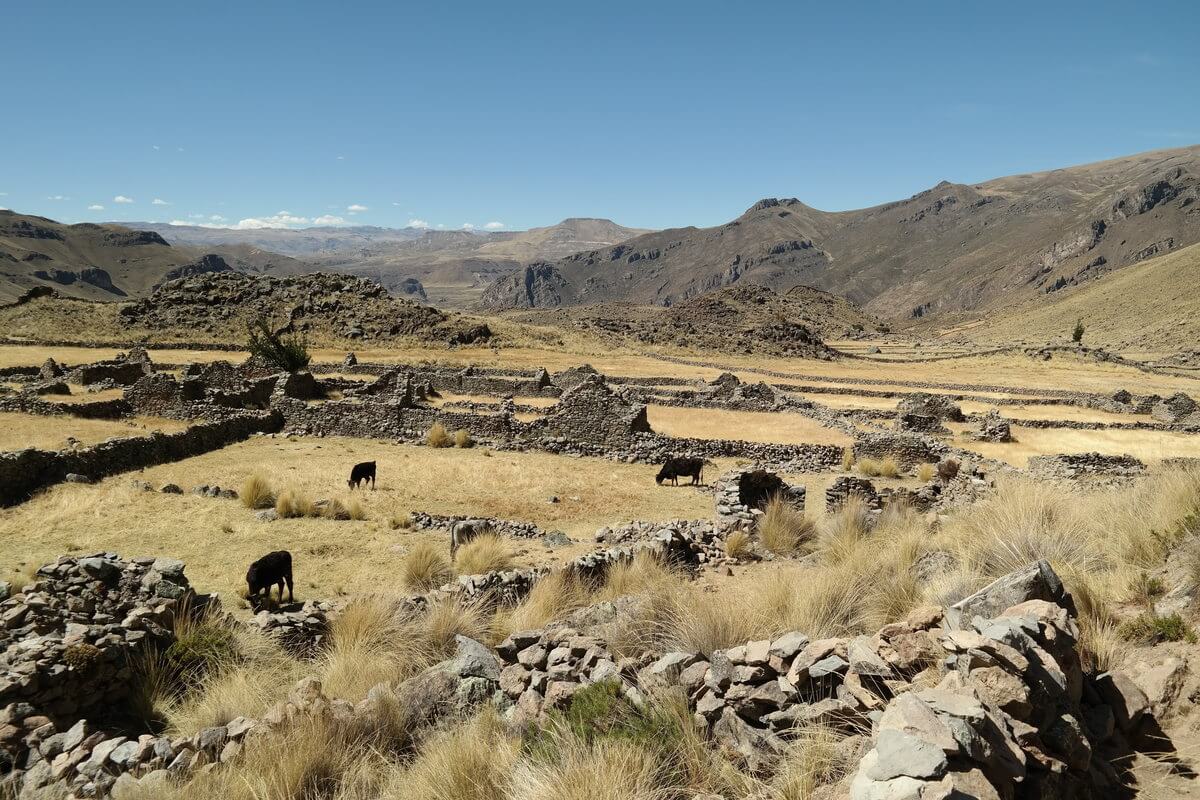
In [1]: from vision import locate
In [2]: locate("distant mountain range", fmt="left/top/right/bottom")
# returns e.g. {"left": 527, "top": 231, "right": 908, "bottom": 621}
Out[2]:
{"left": 4, "top": 144, "right": 1199, "bottom": 352}
{"left": 128, "top": 218, "right": 650, "bottom": 306}
{"left": 480, "top": 145, "right": 1200, "bottom": 320}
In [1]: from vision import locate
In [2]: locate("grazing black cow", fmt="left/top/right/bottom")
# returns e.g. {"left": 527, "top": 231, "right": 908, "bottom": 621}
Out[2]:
{"left": 656, "top": 456, "right": 706, "bottom": 486}
{"left": 348, "top": 460, "right": 376, "bottom": 490}
{"left": 246, "top": 550, "right": 294, "bottom": 606}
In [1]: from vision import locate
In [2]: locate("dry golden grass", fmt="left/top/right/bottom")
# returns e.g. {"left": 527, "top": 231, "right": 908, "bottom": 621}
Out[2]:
{"left": 723, "top": 529, "right": 753, "bottom": 559}
{"left": 877, "top": 457, "right": 900, "bottom": 478}
{"left": 402, "top": 540, "right": 454, "bottom": 591}
{"left": 0, "top": 438, "right": 720, "bottom": 606}
{"left": 275, "top": 488, "right": 317, "bottom": 519}
{"left": 645, "top": 405, "right": 852, "bottom": 447}
{"left": 952, "top": 424, "right": 1200, "bottom": 467}
{"left": 917, "top": 463, "right": 936, "bottom": 482}
{"left": 379, "top": 710, "right": 517, "bottom": 800}
{"left": 0, "top": 412, "right": 189, "bottom": 452}
{"left": 501, "top": 570, "right": 590, "bottom": 634}
{"left": 758, "top": 495, "right": 816, "bottom": 555}
{"left": 855, "top": 457, "right": 881, "bottom": 477}
{"left": 240, "top": 473, "right": 275, "bottom": 510}
{"left": 507, "top": 735, "right": 665, "bottom": 800}
{"left": 453, "top": 428, "right": 474, "bottom": 448}
{"left": 763, "top": 724, "right": 860, "bottom": 800}
{"left": 427, "top": 422, "right": 453, "bottom": 448}
{"left": 454, "top": 531, "right": 514, "bottom": 575}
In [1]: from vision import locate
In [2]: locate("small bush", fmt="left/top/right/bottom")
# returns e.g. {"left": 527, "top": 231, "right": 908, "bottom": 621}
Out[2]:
{"left": 246, "top": 317, "right": 310, "bottom": 372}
{"left": 390, "top": 513, "right": 413, "bottom": 531}
{"left": 841, "top": 449, "right": 854, "bottom": 472}
{"left": 346, "top": 496, "right": 367, "bottom": 521}
{"left": 402, "top": 540, "right": 454, "bottom": 591}
{"left": 454, "top": 532, "right": 514, "bottom": 575}
{"left": 240, "top": 474, "right": 275, "bottom": 510}
{"left": 759, "top": 494, "right": 816, "bottom": 555}
{"left": 166, "top": 621, "right": 240, "bottom": 685}
{"left": 878, "top": 457, "right": 900, "bottom": 478}
{"left": 427, "top": 423, "right": 453, "bottom": 448}
{"left": 724, "top": 529, "right": 753, "bottom": 559}
{"left": 1072, "top": 318, "right": 1085, "bottom": 344}
{"left": 453, "top": 429, "right": 474, "bottom": 448}
{"left": 64, "top": 642, "right": 103, "bottom": 671}
{"left": 1118, "top": 612, "right": 1196, "bottom": 644}
{"left": 917, "top": 463, "right": 936, "bottom": 482}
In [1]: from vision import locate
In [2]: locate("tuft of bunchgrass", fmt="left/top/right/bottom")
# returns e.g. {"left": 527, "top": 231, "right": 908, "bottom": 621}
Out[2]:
{"left": 453, "top": 429, "right": 474, "bottom": 448}
{"left": 856, "top": 457, "right": 881, "bottom": 477}
{"left": 758, "top": 494, "right": 816, "bottom": 556}
{"left": 402, "top": 540, "right": 454, "bottom": 591}
{"left": 427, "top": 422, "right": 453, "bottom": 448}
{"left": 917, "top": 463, "right": 936, "bottom": 482}
{"left": 346, "top": 496, "right": 367, "bottom": 521}
{"left": 841, "top": 449, "right": 854, "bottom": 472}
{"left": 382, "top": 709, "right": 516, "bottom": 800}
{"left": 454, "top": 531, "right": 514, "bottom": 575}
{"left": 723, "top": 529, "right": 753, "bottom": 560}
{"left": 275, "top": 488, "right": 316, "bottom": 519}
{"left": 239, "top": 473, "right": 275, "bottom": 510}
{"left": 501, "top": 570, "right": 590, "bottom": 635}
{"left": 878, "top": 457, "right": 901, "bottom": 478}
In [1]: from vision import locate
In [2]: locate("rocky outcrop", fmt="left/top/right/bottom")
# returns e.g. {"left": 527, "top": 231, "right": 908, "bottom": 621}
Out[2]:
{"left": 973, "top": 409, "right": 1014, "bottom": 442}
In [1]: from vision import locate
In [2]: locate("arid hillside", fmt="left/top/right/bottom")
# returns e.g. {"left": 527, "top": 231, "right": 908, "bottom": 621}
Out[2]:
{"left": 480, "top": 145, "right": 1200, "bottom": 321}
{"left": 0, "top": 211, "right": 195, "bottom": 302}
{"left": 934, "top": 241, "right": 1200, "bottom": 352}
{"left": 511, "top": 283, "right": 884, "bottom": 356}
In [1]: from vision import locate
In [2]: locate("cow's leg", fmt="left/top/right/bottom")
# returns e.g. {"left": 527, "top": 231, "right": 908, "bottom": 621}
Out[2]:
{"left": 284, "top": 570, "right": 295, "bottom": 602}
{"left": 371, "top": 474, "right": 376, "bottom": 490}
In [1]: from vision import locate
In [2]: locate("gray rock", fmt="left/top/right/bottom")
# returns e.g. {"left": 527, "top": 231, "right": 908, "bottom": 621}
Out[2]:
{"left": 947, "top": 560, "right": 1068, "bottom": 630}
{"left": 160, "top": 483, "right": 183, "bottom": 494}
{"left": 1095, "top": 670, "right": 1149, "bottom": 732}
{"left": 865, "top": 729, "right": 948, "bottom": 781}
{"left": 64, "top": 473, "right": 93, "bottom": 484}
{"left": 451, "top": 635, "right": 501, "bottom": 680}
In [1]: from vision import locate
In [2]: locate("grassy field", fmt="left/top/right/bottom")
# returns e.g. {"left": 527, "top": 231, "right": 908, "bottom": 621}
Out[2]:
{"left": 645, "top": 405, "right": 853, "bottom": 447}
{"left": 0, "top": 437, "right": 728, "bottom": 604}
{"left": 0, "top": 412, "right": 190, "bottom": 451}
{"left": 950, "top": 424, "right": 1200, "bottom": 467}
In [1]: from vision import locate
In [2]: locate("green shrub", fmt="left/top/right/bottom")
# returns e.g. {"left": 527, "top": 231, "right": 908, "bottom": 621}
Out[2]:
{"left": 1072, "top": 318, "right": 1085, "bottom": 343}
{"left": 525, "top": 681, "right": 671, "bottom": 755}
{"left": 1118, "top": 612, "right": 1196, "bottom": 644}
{"left": 64, "top": 642, "right": 103, "bottom": 671}
{"left": 246, "top": 317, "right": 310, "bottom": 373}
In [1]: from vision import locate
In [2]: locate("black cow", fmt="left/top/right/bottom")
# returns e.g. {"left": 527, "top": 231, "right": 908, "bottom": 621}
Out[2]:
{"left": 348, "top": 460, "right": 376, "bottom": 490}
{"left": 246, "top": 550, "right": 294, "bottom": 606}
{"left": 656, "top": 456, "right": 706, "bottom": 486}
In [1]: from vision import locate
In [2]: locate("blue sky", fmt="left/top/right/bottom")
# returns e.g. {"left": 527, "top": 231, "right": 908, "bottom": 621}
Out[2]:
{"left": 2, "top": 1, "right": 1197, "bottom": 232}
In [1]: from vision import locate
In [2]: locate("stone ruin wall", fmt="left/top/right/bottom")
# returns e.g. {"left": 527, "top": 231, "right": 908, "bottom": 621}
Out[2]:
{"left": 0, "top": 412, "right": 281, "bottom": 507}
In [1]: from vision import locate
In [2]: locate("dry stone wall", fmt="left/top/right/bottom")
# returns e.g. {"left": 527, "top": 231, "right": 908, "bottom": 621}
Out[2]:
{"left": 0, "top": 412, "right": 281, "bottom": 506}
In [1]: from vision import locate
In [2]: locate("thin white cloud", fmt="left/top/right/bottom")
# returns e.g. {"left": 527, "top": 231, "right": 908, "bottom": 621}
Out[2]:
{"left": 47, "top": 195, "right": 67, "bottom": 201}
{"left": 461, "top": 223, "right": 475, "bottom": 230}
{"left": 336, "top": 155, "right": 345, "bottom": 160}
{"left": 346, "top": 203, "right": 368, "bottom": 213}
{"left": 153, "top": 145, "right": 160, "bottom": 151}
{"left": 313, "top": 215, "right": 347, "bottom": 225}
{"left": 483, "top": 221, "right": 505, "bottom": 230}
{"left": 152, "top": 198, "right": 170, "bottom": 206}
{"left": 171, "top": 211, "right": 311, "bottom": 230}
{"left": 407, "top": 218, "right": 430, "bottom": 229}
{"left": 114, "top": 195, "right": 134, "bottom": 204}
{"left": 88, "top": 204, "right": 105, "bottom": 211}
{"left": 0, "top": 192, "right": 8, "bottom": 196}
